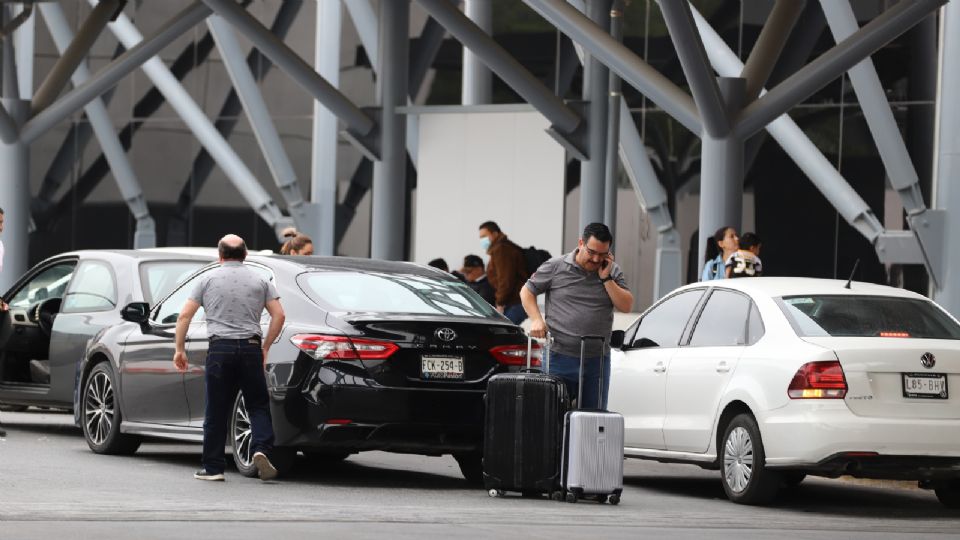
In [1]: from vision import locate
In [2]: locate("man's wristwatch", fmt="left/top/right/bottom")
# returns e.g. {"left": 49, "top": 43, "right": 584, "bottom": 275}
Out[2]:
{"left": 600, "top": 276, "right": 614, "bottom": 283}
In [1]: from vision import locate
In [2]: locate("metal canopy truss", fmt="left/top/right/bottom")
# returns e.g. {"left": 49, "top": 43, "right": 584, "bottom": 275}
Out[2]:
{"left": 201, "top": 0, "right": 380, "bottom": 160}
{"left": 38, "top": 2, "right": 155, "bottom": 247}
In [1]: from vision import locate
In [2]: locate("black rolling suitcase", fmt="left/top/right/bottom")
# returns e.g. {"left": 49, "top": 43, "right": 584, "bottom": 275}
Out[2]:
{"left": 483, "top": 334, "right": 569, "bottom": 498}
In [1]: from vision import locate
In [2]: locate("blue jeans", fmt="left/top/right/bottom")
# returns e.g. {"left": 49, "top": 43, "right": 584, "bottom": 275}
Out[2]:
{"left": 504, "top": 303, "right": 527, "bottom": 325}
{"left": 547, "top": 351, "right": 610, "bottom": 410}
{"left": 202, "top": 338, "right": 274, "bottom": 474}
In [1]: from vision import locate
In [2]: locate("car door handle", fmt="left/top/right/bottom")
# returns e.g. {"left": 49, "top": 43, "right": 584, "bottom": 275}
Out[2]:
{"left": 716, "top": 361, "right": 730, "bottom": 373}
{"left": 654, "top": 361, "right": 666, "bottom": 373}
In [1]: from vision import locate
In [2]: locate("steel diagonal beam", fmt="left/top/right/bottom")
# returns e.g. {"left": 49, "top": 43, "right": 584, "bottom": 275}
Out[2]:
{"left": 416, "top": 0, "right": 583, "bottom": 138}
{"left": 168, "top": 0, "right": 300, "bottom": 244}
{"left": 19, "top": 1, "right": 212, "bottom": 145}
{"left": 734, "top": 0, "right": 947, "bottom": 139}
{"left": 740, "top": 0, "right": 806, "bottom": 102}
{"left": 657, "top": 0, "right": 729, "bottom": 137}
{"left": 525, "top": 0, "right": 700, "bottom": 134}
{"left": 201, "top": 0, "right": 378, "bottom": 158}
{"left": 31, "top": 0, "right": 121, "bottom": 115}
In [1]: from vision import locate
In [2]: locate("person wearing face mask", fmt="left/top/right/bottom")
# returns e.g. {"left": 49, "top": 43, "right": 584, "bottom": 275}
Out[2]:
{"left": 520, "top": 223, "right": 633, "bottom": 409}
{"left": 478, "top": 221, "right": 528, "bottom": 324}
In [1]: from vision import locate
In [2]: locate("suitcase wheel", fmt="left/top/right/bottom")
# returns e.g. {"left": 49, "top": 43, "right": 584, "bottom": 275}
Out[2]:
{"left": 550, "top": 490, "right": 564, "bottom": 502}
{"left": 488, "top": 489, "right": 503, "bottom": 498}
{"left": 608, "top": 494, "right": 621, "bottom": 505}
{"left": 565, "top": 492, "right": 578, "bottom": 503}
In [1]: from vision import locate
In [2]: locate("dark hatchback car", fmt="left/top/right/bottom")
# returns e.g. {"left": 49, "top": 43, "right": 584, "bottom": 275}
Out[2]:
{"left": 78, "top": 255, "right": 537, "bottom": 480}
{"left": 0, "top": 249, "right": 213, "bottom": 411}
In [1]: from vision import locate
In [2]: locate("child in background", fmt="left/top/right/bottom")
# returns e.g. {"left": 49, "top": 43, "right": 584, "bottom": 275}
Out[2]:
{"left": 726, "top": 232, "right": 763, "bottom": 278}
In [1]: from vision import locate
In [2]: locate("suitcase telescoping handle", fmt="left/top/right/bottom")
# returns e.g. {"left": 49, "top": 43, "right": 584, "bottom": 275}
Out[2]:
{"left": 526, "top": 332, "right": 552, "bottom": 372}
{"left": 577, "top": 335, "right": 606, "bottom": 409}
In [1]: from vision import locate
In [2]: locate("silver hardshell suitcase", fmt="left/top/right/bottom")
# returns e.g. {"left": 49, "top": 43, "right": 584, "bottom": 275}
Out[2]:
{"left": 560, "top": 335, "right": 624, "bottom": 504}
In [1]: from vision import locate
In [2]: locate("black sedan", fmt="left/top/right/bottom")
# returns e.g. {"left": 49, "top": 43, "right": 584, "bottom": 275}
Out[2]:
{"left": 78, "top": 255, "right": 537, "bottom": 480}
{"left": 0, "top": 249, "right": 213, "bottom": 411}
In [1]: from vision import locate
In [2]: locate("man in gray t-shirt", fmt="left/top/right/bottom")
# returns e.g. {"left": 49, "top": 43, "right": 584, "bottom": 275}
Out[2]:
{"left": 520, "top": 223, "right": 634, "bottom": 409}
{"left": 173, "top": 234, "right": 286, "bottom": 481}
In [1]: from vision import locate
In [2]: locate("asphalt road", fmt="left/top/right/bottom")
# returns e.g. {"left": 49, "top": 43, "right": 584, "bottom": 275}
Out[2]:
{"left": 1, "top": 409, "right": 959, "bottom": 539}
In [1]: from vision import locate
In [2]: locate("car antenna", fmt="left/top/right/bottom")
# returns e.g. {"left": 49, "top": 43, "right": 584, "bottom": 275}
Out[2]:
{"left": 844, "top": 258, "right": 860, "bottom": 289}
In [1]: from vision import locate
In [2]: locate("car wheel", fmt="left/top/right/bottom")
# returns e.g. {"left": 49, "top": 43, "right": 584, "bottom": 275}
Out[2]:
{"left": 781, "top": 471, "right": 807, "bottom": 488}
{"left": 230, "top": 394, "right": 295, "bottom": 477}
{"left": 454, "top": 452, "right": 483, "bottom": 485}
{"left": 720, "top": 413, "right": 781, "bottom": 505}
{"left": 81, "top": 363, "right": 140, "bottom": 455}
{"left": 934, "top": 479, "right": 960, "bottom": 508}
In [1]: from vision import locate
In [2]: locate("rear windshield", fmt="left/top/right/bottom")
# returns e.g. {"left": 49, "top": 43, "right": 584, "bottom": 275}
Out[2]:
{"left": 298, "top": 271, "right": 500, "bottom": 318}
{"left": 778, "top": 295, "right": 960, "bottom": 339}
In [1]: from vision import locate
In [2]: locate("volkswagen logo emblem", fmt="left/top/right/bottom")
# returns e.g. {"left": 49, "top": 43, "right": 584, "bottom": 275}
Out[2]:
{"left": 921, "top": 352, "right": 936, "bottom": 369}
{"left": 435, "top": 328, "right": 457, "bottom": 342}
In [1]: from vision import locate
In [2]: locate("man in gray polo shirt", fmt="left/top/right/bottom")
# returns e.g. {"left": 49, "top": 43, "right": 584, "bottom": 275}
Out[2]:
{"left": 520, "top": 223, "right": 633, "bottom": 409}
{"left": 173, "top": 234, "right": 286, "bottom": 481}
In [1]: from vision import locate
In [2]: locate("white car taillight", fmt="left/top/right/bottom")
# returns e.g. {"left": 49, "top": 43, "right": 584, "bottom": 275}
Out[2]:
{"left": 787, "top": 360, "right": 848, "bottom": 399}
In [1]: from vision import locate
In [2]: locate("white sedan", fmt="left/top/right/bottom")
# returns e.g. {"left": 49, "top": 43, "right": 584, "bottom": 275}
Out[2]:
{"left": 607, "top": 277, "right": 960, "bottom": 507}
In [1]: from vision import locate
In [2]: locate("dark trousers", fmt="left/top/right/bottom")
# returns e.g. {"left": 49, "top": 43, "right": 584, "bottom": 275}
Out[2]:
{"left": 547, "top": 352, "right": 611, "bottom": 410}
{"left": 201, "top": 338, "right": 274, "bottom": 474}
{"left": 503, "top": 303, "right": 528, "bottom": 325}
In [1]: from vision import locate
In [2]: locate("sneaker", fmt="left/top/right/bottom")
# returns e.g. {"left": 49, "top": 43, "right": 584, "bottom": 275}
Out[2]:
{"left": 194, "top": 469, "right": 225, "bottom": 481}
{"left": 252, "top": 451, "right": 277, "bottom": 481}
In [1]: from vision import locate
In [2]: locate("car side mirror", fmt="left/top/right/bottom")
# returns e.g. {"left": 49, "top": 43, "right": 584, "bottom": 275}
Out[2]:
{"left": 634, "top": 337, "right": 659, "bottom": 349}
{"left": 121, "top": 302, "right": 150, "bottom": 324}
{"left": 609, "top": 329, "right": 625, "bottom": 349}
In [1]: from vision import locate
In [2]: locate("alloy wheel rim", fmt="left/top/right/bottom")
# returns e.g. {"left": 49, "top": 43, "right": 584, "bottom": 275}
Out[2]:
{"left": 723, "top": 426, "right": 754, "bottom": 493}
{"left": 84, "top": 371, "right": 115, "bottom": 445}
{"left": 233, "top": 397, "right": 253, "bottom": 467}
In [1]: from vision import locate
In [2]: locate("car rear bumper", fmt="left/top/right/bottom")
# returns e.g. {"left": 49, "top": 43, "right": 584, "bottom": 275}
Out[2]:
{"left": 269, "top": 372, "right": 486, "bottom": 455}
{"left": 761, "top": 401, "right": 960, "bottom": 478}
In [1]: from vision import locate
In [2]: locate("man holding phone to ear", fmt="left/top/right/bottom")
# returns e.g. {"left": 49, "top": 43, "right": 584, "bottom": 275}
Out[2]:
{"left": 520, "top": 223, "right": 633, "bottom": 409}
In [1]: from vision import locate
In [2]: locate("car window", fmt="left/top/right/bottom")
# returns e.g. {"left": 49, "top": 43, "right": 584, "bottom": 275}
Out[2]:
{"left": 778, "top": 295, "right": 960, "bottom": 339}
{"left": 62, "top": 261, "right": 117, "bottom": 313}
{"left": 298, "top": 271, "right": 498, "bottom": 318}
{"left": 631, "top": 289, "right": 705, "bottom": 348}
{"left": 139, "top": 261, "right": 205, "bottom": 305}
{"left": 746, "top": 302, "right": 765, "bottom": 345}
{"left": 7, "top": 262, "right": 77, "bottom": 308}
{"left": 688, "top": 289, "right": 751, "bottom": 347}
{"left": 154, "top": 269, "right": 212, "bottom": 325}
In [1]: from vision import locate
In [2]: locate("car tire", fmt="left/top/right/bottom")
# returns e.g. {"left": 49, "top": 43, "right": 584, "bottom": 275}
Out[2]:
{"left": 934, "top": 479, "right": 960, "bottom": 508}
{"left": 720, "top": 413, "right": 781, "bottom": 505}
{"left": 81, "top": 362, "right": 141, "bottom": 455}
{"left": 230, "top": 393, "right": 295, "bottom": 477}
{"left": 454, "top": 452, "right": 483, "bottom": 485}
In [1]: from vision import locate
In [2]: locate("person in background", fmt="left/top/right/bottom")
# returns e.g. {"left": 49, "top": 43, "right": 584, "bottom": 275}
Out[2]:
{"left": 701, "top": 226, "right": 739, "bottom": 281}
{"left": 478, "top": 221, "right": 528, "bottom": 324}
{"left": 427, "top": 258, "right": 449, "bottom": 272}
{"left": 726, "top": 232, "right": 763, "bottom": 278}
{"left": 520, "top": 223, "right": 633, "bottom": 409}
{"left": 286, "top": 234, "right": 314, "bottom": 256}
{"left": 279, "top": 227, "right": 298, "bottom": 255}
{"left": 460, "top": 254, "right": 495, "bottom": 306}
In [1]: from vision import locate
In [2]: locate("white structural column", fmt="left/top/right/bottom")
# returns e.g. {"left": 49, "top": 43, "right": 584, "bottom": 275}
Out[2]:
{"left": 462, "top": 0, "right": 493, "bottom": 104}
{"left": 94, "top": 1, "right": 287, "bottom": 235}
{"left": 311, "top": 0, "right": 341, "bottom": 255}
{"left": 13, "top": 5, "right": 34, "bottom": 99}
{"left": 0, "top": 99, "right": 27, "bottom": 292}
{"left": 40, "top": 3, "right": 156, "bottom": 248}
{"left": 933, "top": 2, "right": 960, "bottom": 315}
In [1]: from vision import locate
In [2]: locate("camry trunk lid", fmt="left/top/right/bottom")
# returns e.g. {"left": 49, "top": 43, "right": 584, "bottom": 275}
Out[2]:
{"left": 803, "top": 337, "right": 960, "bottom": 419}
{"left": 333, "top": 315, "right": 527, "bottom": 390}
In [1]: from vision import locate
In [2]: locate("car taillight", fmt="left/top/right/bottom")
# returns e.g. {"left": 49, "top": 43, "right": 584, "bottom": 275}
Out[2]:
{"left": 788, "top": 360, "right": 847, "bottom": 399}
{"left": 290, "top": 334, "right": 398, "bottom": 360}
{"left": 490, "top": 343, "right": 541, "bottom": 367}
